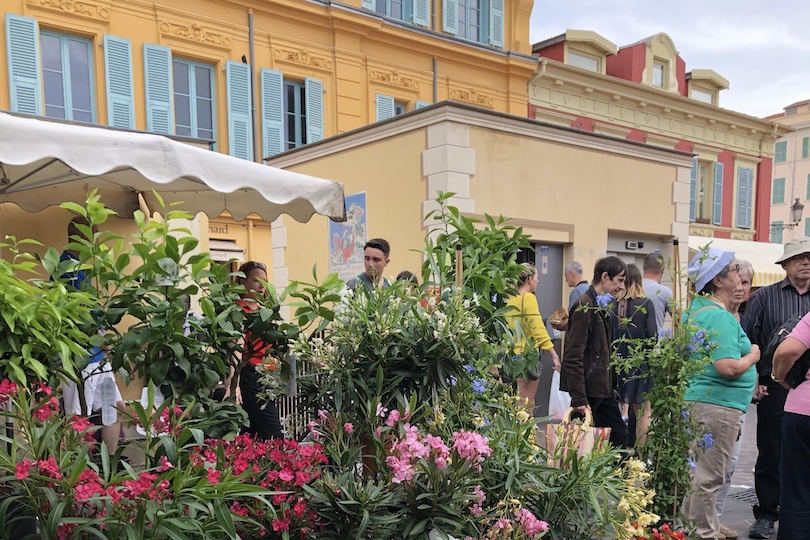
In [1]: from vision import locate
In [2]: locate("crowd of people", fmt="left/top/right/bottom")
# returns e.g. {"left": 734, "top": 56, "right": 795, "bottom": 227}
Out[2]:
{"left": 58, "top": 214, "right": 810, "bottom": 540}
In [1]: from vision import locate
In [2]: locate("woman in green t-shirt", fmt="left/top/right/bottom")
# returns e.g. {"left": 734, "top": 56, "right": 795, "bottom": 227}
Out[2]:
{"left": 682, "top": 246, "right": 760, "bottom": 540}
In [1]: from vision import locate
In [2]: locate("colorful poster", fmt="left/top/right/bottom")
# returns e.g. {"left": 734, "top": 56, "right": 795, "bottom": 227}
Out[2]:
{"left": 329, "top": 192, "right": 367, "bottom": 281}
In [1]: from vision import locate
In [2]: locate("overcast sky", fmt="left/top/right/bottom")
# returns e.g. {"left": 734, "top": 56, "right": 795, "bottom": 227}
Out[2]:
{"left": 529, "top": 0, "right": 810, "bottom": 119}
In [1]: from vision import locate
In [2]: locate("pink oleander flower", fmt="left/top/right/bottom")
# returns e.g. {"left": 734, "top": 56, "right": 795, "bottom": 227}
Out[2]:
{"left": 343, "top": 422, "right": 354, "bottom": 434}
{"left": 376, "top": 402, "right": 388, "bottom": 418}
{"left": 317, "top": 409, "right": 329, "bottom": 423}
{"left": 38, "top": 455, "right": 62, "bottom": 480}
{"left": 157, "top": 455, "right": 174, "bottom": 472}
{"left": 0, "top": 379, "right": 18, "bottom": 404}
{"left": 516, "top": 508, "right": 548, "bottom": 536}
{"left": 206, "top": 467, "right": 221, "bottom": 485}
{"left": 385, "top": 409, "right": 401, "bottom": 427}
{"left": 452, "top": 430, "right": 493, "bottom": 470}
{"left": 15, "top": 459, "right": 34, "bottom": 480}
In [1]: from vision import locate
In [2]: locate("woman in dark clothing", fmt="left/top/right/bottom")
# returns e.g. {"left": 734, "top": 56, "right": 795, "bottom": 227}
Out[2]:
{"left": 611, "top": 263, "right": 657, "bottom": 446}
{"left": 226, "top": 261, "right": 284, "bottom": 440}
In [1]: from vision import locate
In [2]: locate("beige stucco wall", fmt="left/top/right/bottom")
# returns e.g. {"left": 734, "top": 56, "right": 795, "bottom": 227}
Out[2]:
{"left": 468, "top": 126, "right": 678, "bottom": 276}
{"left": 275, "top": 130, "right": 429, "bottom": 286}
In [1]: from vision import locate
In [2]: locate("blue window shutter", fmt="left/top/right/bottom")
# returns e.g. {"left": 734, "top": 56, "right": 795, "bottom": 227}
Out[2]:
{"left": 735, "top": 167, "right": 746, "bottom": 228}
{"left": 5, "top": 14, "right": 42, "bottom": 115}
{"left": 415, "top": 100, "right": 430, "bottom": 109}
{"left": 361, "top": 0, "right": 374, "bottom": 9}
{"left": 745, "top": 169, "right": 754, "bottom": 229}
{"left": 103, "top": 35, "right": 135, "bottom": 129}
{"left": 305, "top": 77, "right": 324, "bottom": 143}
{"left": 771, "top": 222, "right": 783, "bottom": 244}
{"left": 226, "top": 60, "right": 253, "bottom": 161}
{"left": 143, "top": 43, "right": 173, "bottom": 134}
{"left": 803, "top": 137, "right": 809, "bottom": 159}
{"left": 376, "top": 93, "right": 395, "bottom": 122}
{"left": 712, "top": 162, "right": 724, "bottom": 225}
{"left": 442, "top": 0, "right": 457, "bottom": 34}
{"left": 689, "top": 156, "right": 697, "bottom": 222}
{"left": 260, "top": 68, "right": 284, "bottom": 158}
{"left": 489, "top": 0, "right": 504, "bottom": 47}
{"left": 805, "top": 218, "right": 810, "bottom": 238}
{"left": 413, "top": 0, "right": 430, "bottom": 26}
{"left": 807, "top": 173, "right": 810, "bottom": 201}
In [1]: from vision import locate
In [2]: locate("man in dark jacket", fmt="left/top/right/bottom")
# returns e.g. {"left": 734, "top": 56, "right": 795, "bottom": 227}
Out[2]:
{"left": 561, "top": 256, "right": 627, "bottom": 447}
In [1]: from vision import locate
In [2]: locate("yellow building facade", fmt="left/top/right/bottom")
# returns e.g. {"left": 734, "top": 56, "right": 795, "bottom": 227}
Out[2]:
{"left": 0, "top": 0, "right": 536, "bottom": 264}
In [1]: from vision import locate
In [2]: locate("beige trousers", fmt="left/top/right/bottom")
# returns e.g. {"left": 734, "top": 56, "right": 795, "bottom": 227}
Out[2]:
{"left": 682, "top": 402, "right": 742, "bottom": 539}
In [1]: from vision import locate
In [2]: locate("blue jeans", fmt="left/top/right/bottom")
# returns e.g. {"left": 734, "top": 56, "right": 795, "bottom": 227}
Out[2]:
{"left": 778, "top": 412, "right": 810, "bottom": 539}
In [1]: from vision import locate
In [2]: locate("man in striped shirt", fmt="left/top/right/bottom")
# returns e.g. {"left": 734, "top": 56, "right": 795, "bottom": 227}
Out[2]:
{"left": 744, "top": 238, "right": 810, "bottom": 539}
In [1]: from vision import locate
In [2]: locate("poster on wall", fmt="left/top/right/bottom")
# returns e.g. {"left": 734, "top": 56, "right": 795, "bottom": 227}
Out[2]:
{"left": 329, "top": 192, "right": 367, "bottom": 281}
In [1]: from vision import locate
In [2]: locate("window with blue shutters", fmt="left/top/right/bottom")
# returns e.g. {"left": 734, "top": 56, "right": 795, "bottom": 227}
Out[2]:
{"left": 5, "top": 14, "right": 42, "bottom": 115}
{"left": 261, "top": 71, "right": 324, "bottom": 158}
{"left": 772, "top": 177, "right": 786, "bottom": 204}
{"left": 735, "top": 167, "right": 754, "bottom": 229}
{"left": 458, "top": 0, "right": 488, "bottom": 43}
{"left": 712, "top": 162, "right": 724, "bottom": 225}
{"left": 226, "top": 60, "right": 252, "bottom": 161}
{"left": 771, "top": 222, "right": 783, "bottom": 244}
{"left": 689, "top": 156, "right": 698, "bottom": 222}
{"left": 173, "top": 59, "right": 214, "bottom": 141}
{"left": 807, "top": 173, "right": 810, "bottom": 201}
{"left": 143, "top": 43, "right": 173, "bottom": 134}
{"left": 305, "top": 77, "right": 324, "bottom": 144}
{"left": 284, "top": 80, "right": 307, "bottom": 151}
{"left": 363, "top": 0, "right": 430, "bottom": 26}
{"left": 803, "top": 137, "right": 809, "bottom": 159}
{"left": 376, "top": 93, "right": 395, "bottom": 122}
{"left": 40, "top": 31, "right": 95, "bottom": 123}
{"left": 775, "top": 141, "right": 787, "bottom": 163}
{"left": 103, "top": 35, "right": 135, "bottom": 129}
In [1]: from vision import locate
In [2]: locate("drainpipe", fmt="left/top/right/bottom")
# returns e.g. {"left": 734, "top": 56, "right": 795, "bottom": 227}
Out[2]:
{"left": 432, "top": 57, "right": 438, "bottom": 103}
{"left": 431, "top": 0, "right": 436, "bottom": 30}
{"left": 248, "top": 9, "right": 259, "bottom": 163}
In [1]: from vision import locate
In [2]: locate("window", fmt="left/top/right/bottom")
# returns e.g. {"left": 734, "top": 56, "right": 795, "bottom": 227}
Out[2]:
{"left": 807, "top": 173, "right": 810, "bottom": 200}
{"left": 374, "top": 0, "right": 410, "bottom": 21}
{"left": 803, "top": 137, "right": 809, "bottom": 159}
{"left": 458, "top": 0, "right": 487, "bottom": 42}
{"left": 394, "top": 101, "right": 407, "bottom": 116}
{"left": 735, "top": 167, "right": 754, "bottom": 229}
{"left": 40, "top": 31, "right": 94, "bottom": 122}
{"left": 772, "top": 177, "right": 786, "bottom": 204}
{"left": 775, "top": 141, "right": 787, "bottom": 163}
{"left": 172, "top": 59, "right": 214, "bottom": 140}
{"left": 283, "top": 80, "right": 308, "bottom": 151}
{"left": 692, "top": 88, "right": 714, "bottom": 105}
{"left": 805, "top": 218, "right": 810, "bottom": 238}
{"left": 568, "top": 52, "right": 599, "bottom": 72}
{"left": 652, "top": 61, "right": 665, "bottom": 88}
{"left": 696, "top": 161, "right": 713, "bottom": 221}
{"left": 787, "top": 106, "right": 798, "bottom": 116}
{"left": 771, "top": 222, "right": 783, "bottom": 244}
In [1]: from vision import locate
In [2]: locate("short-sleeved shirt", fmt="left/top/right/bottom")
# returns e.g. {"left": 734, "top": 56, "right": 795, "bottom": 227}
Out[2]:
{"left": 568, "top": 281, "right": 589, "bottom": 307}
{"left": 346, "top": 273, "right": 391, "bottom": 291}
{"left": 683, "top": 296, "right": 757, "bottom": 412}
{"left": 783, "top": 312, "right": 810, "bottom": 416}
{"left": 238, "top": 300, "right": 271, "bottom": 366}
{"left": 58, "top": 251, "right": 104, "bottom": 364}
{"left": 643, "top": 278, "right": 672, "bottom": 332}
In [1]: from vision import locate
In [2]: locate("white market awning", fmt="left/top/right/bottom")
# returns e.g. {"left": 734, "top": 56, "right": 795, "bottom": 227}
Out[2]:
{"left": 688, "top": 236, "right": 785, "bottom": 287}
{"left": 209, "top": 239, "right": 244, "bottom": 262}
{"left": 0, "top": 112, "right": 346, "bottom": 223}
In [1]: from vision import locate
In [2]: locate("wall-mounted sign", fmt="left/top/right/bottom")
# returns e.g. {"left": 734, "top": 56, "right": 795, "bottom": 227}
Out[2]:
{"left": 328, "top": 192, "right": 367, "bottom": 281}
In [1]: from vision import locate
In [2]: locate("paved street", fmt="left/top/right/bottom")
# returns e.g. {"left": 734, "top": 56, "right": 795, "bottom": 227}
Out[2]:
{"left": 719, "top": 404, "right": 777, "bottom": 539}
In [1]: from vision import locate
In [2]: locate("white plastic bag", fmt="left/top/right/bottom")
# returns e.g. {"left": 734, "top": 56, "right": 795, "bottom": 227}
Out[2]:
{"left": 548, "top": 370, "right": 571, "bottom": 421}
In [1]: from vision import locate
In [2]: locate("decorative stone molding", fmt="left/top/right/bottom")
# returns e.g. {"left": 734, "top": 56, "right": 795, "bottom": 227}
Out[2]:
{"left": 645, "top": 133, "right": 678, "bottom": 149}
{"left": 368, "top": 69, "right": 419, "bottom": 90}
{"left": 272, "top": 48, "right": 333, "bottom": 71}
{"left": 26, "top": 0, "right": 111, "bottom": 20}
{"left": 534, "top": 108, "right": 576, "bottom": 127}
{"left": 159, "top": 21, "right": 232, "bottom": 48}
{"left": 449, "top": 87, "right": 494, "bottom": 108}
{"left": 593, "top": 121, "right": 631, "bottom": 140}
{"left": 690, "top": 227, "right": 714, "bottom": 237}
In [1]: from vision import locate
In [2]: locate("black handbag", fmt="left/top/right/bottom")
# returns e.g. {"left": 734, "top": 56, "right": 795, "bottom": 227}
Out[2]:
{"left": 761, "top": 313, "right": 810, "bottom": 389}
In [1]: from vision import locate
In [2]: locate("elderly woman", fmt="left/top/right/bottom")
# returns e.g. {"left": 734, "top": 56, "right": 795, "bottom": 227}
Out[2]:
{"left": 771, "top": 313, "right": 810, "bottom": 539}
{"left": 681, "top": 247, "right": 760, "bottom": 540}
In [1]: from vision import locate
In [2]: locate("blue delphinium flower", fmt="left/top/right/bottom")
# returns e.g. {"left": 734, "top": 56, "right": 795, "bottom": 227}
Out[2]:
{"left": 464, "top": 363, "right": 476, "bottom": 374}
{"left": 681, "top": 408, "right": 690, "bottom": 420}
{"left": 446, "top": 376, "right": 458, "bottom": 386}
{"left": 698, "top": 432, "right": 714, "bottom": 449}
{"left": 472, "top": 378, "right": 487, "bottom": 394}
{"left": 658, "top": 328, "right": 673, "bottom": 339}
{"left": 595, "top": 293, "right": 613, "bottom": 309}
{"left": 687, "top": 457, "right": 697, "bottom": 470}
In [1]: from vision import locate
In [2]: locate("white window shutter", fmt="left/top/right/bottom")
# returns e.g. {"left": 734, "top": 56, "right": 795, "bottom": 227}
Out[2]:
{"left": 415, "top": 100, "right": 431, "bottom": 109}
{"left": 143, "top": 43, "right": 173, "bottom": 134}
{"left": 442, "top": 0, "right": 457, "bottom": 35}
{"left": 361, "top": 0, "right": 374, "bottom": 9}
{"left": 104, "top": 35, "right": 135, "bottom": 129}
{"left": 376, "top": 93, "right": 395, "bottom": 122}
{"left": 260, "top": 68, "right": 284, "bottom": 159}
{"left": 712, "top": 162, "right": 724, "bottom": 225}
{"left": 745, "top": 168, "right": 754, "bottom": 229}
{"left": 413, "top": 0, "right": 430, "bottom": 26}
{"left": 305, "top": 77, "right": 324, "bottom": 143}
{"left": 5, "top": 14, "right": 42, "bottom": 115}
{"left": 489, "top": 0, "right": 504, "bottom": 47}
{"left": 226, "top": 60, "right": 253, "bottom": 161}
{"left": 689, "top": 157, "right": 697, "bottom": 222}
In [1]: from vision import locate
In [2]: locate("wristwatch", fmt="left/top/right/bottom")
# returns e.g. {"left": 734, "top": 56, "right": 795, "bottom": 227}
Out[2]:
{"left": 770, "top": 372, "right": 781, "bottom": 383}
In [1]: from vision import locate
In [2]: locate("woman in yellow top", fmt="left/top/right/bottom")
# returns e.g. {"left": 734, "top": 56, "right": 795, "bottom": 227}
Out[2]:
{"left": 507, "top": 262, "right": 561, "bottom": 409}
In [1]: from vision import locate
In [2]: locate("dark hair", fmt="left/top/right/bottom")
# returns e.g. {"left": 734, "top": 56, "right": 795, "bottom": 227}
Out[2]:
{"left": 517, "top": 262, "right": 536, "bottom": 286}
{"left": 698, "top": 263, "right": 734, "bottom": 296}
{"left": 642, "top": 252, "right": 666, "bottom": 274}
{"left": 618, "top": 264, "right": 644, "bottom": 300}
{"left": 237, "top": 261, "right": 267, "bottom": 282}
{"left": 365, "top": 238, "right": 390, "bottom": 258}
{"left": 67, "top": 216, "right": 91, "bottom": 240}
{"left": 396, "top": 270, "right": 418, "bottom": 284}
{"left": 592, "top": 256, "right": 627, "bottom": 285}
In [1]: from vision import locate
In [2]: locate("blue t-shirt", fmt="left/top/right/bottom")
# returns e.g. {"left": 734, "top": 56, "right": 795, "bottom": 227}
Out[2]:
{"left": 58, "top": 251, "right": 104, "bottom": 364}
{"left": 683, "top": 296, "right": 756, "bottom": 412}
